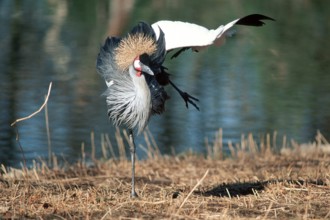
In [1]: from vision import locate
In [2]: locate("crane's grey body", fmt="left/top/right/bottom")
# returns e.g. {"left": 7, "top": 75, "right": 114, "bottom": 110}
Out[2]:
{"left": 97, "top": 32, "right": 163, "bottom": 134}
{"left": 103, "top": 64, "right": 152, "bottom": 133}
{"left": 96, "top": 14, "right": 274, "bottom": 198}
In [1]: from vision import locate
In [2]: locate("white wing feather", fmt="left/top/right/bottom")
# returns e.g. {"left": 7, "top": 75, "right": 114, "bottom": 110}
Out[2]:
{"left": 151, "top": 19, "right": 239, "bottom": 52}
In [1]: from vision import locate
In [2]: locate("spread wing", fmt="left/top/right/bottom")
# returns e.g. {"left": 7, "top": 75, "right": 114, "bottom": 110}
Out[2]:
{"left": 151, "top": 14, "right": 274, "bottom": 58}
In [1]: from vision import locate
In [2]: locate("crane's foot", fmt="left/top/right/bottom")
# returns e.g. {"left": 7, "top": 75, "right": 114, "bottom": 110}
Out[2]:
{"left": 169, "top": 79, "right": 200, "bottom": 111}
{"left": 180, "top": 92, "right": 200, "bottom": 111}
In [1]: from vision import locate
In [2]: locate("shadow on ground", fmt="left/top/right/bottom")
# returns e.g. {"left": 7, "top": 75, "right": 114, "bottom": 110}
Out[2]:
{"left": 195, "top": 179, "right": 326, "bottom": 197}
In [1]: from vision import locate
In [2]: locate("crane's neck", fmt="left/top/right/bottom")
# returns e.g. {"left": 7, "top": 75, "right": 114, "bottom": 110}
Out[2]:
{"left": 129, "top": 65, "right": 152, "bottom": 133}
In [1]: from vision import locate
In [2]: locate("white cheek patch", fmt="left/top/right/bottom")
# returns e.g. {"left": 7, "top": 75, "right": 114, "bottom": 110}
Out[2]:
{"left": 105, "top": 80, "right": 114, "bottom": 87}
{"left": 133, "top": 59, "right": 141, "bottom": 71}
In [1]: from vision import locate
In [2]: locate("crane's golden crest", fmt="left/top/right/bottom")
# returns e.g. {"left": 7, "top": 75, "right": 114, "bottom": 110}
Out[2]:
{"left": 115, "top": 33, "right": 157, "bottom": 71}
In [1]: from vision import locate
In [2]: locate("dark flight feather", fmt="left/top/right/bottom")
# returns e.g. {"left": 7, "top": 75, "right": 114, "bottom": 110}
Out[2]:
{"left": 236, "top": 14, "right": 275, "bottom": 26}
{"left": 96, "top": 37, "right": 121, "bottom": 83}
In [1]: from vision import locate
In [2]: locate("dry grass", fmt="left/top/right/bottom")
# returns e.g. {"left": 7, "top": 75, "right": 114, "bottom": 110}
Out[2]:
{"left": 1, "top": 129, "right": 330, "bottom": 219}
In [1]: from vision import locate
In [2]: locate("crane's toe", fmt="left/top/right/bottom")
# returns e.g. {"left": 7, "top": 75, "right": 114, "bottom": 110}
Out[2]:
{"left": 181, "top": 92, "right": 200, "bottom": 111}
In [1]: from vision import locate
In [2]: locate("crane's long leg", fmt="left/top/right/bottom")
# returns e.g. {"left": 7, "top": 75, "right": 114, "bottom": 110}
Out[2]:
{"left": 158, "top": 67, "right": 199, "bottom": 110}
{"left": 128, "top": 129, "right": 138, "bottom": 198}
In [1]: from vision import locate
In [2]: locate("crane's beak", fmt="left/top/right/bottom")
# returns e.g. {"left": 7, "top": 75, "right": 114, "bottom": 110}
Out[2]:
{"left": 140, "top": 63, "right": 154, "bottom": 76}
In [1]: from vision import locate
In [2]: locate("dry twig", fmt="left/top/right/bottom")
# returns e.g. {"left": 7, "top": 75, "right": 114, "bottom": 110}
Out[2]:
{"left": 177, "top": 169, "right": 209, "bottom": 214}
{"left": 11, "top": 82, "right": 53, "bottom": 126}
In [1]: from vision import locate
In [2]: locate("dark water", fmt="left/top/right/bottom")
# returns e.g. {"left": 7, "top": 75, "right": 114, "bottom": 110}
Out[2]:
{"left": 1, "top": 0, "right": 330, "bottom": 167}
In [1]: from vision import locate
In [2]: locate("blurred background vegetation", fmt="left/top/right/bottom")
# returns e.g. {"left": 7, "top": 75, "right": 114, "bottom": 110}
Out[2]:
{"left": 0, "top": 0, "right": 329, "bottom": 167}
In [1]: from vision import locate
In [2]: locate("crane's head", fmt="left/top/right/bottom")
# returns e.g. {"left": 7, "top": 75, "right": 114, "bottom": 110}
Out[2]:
{"left": 114, "top": 22, "right": 166, "bottom": 79}
{"left": 115, "top": 33, "right": 157, "bottom": 71}
{"left": 133, "top": 53, "right": 154, "bottom": 77}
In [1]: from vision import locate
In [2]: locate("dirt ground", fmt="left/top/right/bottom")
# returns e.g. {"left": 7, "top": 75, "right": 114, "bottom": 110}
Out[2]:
{"left": 1, "top": 135, "right": 330, "bottom": 219}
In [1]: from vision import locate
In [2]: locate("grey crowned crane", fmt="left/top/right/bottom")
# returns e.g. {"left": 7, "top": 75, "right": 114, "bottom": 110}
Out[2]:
{"left": 96, "top": 14, "right": 274, "bottom": 197}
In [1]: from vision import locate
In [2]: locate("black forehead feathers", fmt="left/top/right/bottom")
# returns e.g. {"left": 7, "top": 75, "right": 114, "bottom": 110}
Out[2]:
{"left": 139, "top": 53, "right": 151, "bottom": 65}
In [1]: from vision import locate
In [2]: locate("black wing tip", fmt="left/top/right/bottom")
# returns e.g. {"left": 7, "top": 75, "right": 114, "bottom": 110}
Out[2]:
{"left": 236, "top": 14, "right": 275, "bottom": 26}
